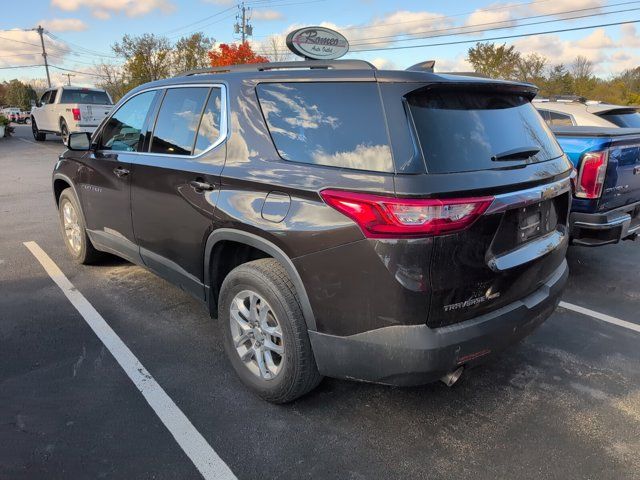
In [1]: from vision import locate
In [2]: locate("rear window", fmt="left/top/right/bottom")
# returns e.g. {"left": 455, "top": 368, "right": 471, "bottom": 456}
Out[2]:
{"left": 407, "top": 88, "right": 564, "bottom": 173}
{"left": 257, "top": 82, "right": 393, "bottom": 172}
{"left": 60, "top": 89, "right": 112, "bottom": 105}
{"left": 599, "top": 110, "right": 640, "bottom": 128}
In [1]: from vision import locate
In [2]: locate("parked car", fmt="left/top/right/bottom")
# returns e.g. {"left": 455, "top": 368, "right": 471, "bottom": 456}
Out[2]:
{"left": 53, "top": 59, "right": 573, "bottom": 402}
{"left": 1, "top": 107, "right": 21, "bottom": 123}
{"left": 534, "top": 97, "right": 640, "bottom": 128}
{"left": 31, "top": 86, "right": 113, "bottom": 143}
{"left": 551, "top": 126, "right": 640, "bottom": 246}
{"left": 16, "top": 111, "right": 31, "bottom": 124}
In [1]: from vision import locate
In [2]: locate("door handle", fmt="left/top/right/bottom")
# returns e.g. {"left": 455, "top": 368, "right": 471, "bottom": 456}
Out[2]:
{"left": 189, "top": 180, "right": 214, "bottom": 192}
{"left": 113, "top": 166, "right": 130, "bottom": 178}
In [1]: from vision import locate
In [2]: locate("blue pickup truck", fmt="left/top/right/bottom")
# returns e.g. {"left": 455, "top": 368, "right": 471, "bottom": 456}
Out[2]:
{"left": 552, "top": 126, "right": 640, "bottom": 246}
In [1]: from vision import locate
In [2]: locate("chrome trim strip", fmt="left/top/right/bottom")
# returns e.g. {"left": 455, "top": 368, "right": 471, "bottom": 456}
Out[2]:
{"left": 573, "top": 215, "right": 631, "bottom": 229}
{"left": 488, "top": 229, "right": 567, "bottom": 272}
{"left": 485, "top": 176, "right": 572, "bottom": 215}
{"left": 94, "top": 83, "right": 229, "bottom": 160}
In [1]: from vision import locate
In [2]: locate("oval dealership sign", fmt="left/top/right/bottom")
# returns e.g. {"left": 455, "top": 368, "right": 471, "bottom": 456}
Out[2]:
{"left": 286, "top": 27, "right": 349, "bottom": 60}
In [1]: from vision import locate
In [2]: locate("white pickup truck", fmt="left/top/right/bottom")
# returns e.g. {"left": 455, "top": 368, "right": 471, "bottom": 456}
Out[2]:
{"left": 31, "top": 86, "right": 113, "bottom": 143}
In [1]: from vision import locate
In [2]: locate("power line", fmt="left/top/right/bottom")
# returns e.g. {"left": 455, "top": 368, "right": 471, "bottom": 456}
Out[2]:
{"left": 0, "top": 64, "right": 41, "bottom": 70}
{"left": 351, "top": 18, "right": 640, "bottom": 53}
{"left": 351, "top": 3, "right": 640, "bottom": 47}
{"left": 350, "top": 0, "right": 640, "bottom": 45}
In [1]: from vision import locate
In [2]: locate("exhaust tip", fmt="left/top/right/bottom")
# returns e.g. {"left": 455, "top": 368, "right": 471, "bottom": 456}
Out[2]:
{"left": 440, "top": 366, "right": 464, "bottom": 387}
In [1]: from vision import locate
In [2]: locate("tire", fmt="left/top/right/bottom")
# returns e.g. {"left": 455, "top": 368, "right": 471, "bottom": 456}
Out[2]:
{"left": 58, "top": 188, "right": 102, "bottom": 264}
{"left": 31, "top": 117, "right": 46, "bottom": 141}
{"left": 218, "top": 258, "right": 322, "bottom": 403}
{"left": 60, "top": 119, "right": 69, "bottom": 145}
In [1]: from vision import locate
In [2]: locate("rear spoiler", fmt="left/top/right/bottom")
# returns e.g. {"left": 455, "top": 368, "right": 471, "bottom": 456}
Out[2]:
{"left": 551, "top": 126, "right": 640, "bottom": 138}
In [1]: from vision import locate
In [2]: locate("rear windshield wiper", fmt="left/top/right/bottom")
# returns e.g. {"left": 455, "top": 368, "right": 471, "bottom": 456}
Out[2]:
{"left": 491, "top": 146, "right": 540, "bottom": 162}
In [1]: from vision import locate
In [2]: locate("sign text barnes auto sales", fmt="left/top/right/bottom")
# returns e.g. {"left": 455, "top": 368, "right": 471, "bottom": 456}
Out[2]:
{"left": 286, "top": 27, "right": 349, "bottom": 60}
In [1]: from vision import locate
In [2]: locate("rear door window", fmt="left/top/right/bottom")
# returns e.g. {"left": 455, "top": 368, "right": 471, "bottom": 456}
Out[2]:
{"left": 407, "top": 88, "right": 564, "bottom": 173}
{"left": 60, "top": 89, "right": 112, "bottom": 105}
{"left": 257, "top": 82, "right": 393, "bottom": 172}
{"left": 150, "top": 87, "right": 209, "bottom": 156}
{"left": 193, "top": 88, "right": 223, "bottom": 155}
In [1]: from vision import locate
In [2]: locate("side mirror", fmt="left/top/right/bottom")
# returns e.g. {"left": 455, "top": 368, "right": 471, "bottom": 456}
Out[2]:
{"left": 66, "top": 132, "right": 92, "bottom": 151}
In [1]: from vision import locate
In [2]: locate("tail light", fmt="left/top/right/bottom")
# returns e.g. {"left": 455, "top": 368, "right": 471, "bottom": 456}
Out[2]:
{"left": 72, "top": 108, "right": 81, "bottom": 121}
{"left": 575, "top": 150, "right": 608, "bottom": 199}
{"left": 320, "top": 189, "right": 494, "bottom": 239}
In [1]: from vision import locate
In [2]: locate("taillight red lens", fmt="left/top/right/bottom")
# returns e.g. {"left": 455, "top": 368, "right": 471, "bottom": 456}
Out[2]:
{"left": 320, "top": 189, "right": 494, "bottom": 238}
{"left": 575, "top": 151, "right": 608, "bottom": 199}
{"left": 72, "top": 108, "right": 81, "bottom": 121}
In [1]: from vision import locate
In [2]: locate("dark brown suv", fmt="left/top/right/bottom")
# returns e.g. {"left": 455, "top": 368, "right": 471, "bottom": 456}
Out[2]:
{"left": 53, "top": 60, "right": 573, "bottom": 402}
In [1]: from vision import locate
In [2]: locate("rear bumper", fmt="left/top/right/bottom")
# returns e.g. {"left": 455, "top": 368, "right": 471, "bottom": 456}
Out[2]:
{"left": 570, "top": 200, "right": 640, "bottom": 246}
{"left": 309, "top": 260, "right": 568, "bottom": 386}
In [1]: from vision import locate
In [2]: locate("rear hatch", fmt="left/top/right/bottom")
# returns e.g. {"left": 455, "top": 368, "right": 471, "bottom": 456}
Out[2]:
{"left": 552, "top": 127, "right": 640, "bottom": 212}
{"left": 397, "top": 82, "right": 572, "bottom": 328}
{"left": 60, "top": 88, "right": 113, "bottom": 125}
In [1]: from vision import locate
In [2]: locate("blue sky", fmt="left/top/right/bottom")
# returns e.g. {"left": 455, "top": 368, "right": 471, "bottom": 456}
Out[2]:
{"left": 2, "top": 0, "right": 640, "bottom": 86}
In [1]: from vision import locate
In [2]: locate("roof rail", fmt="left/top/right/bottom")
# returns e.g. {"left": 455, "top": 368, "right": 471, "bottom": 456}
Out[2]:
{"left": 406, "top": 60, "right": 435, "bottom": 72}
{"left": 180, "top": 59, "right": 377, "bottom": 76}
{"left": 548, "top": 95, "right": 587, "bottom": 103}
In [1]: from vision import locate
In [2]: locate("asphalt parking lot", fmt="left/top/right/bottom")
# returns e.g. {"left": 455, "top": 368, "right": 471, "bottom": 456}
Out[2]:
{"left": 1, "top": 124, "right": 639, "bottom": 480}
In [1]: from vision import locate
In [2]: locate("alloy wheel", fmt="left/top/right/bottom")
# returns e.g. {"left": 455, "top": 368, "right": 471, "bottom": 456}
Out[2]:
{"left": 229, "top": 290, "right": 284, "bottom": 380}
{"left": 61, "top": 200, "right": 82, "bottom": 254}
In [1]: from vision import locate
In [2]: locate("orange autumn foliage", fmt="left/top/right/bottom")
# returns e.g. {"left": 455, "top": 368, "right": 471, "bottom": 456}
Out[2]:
{"left": 208, "top": 42, "right": 269, "bottom": 67}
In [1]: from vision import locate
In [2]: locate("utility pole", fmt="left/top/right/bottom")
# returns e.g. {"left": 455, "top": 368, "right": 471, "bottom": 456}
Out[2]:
{"left": 234, "top": 2, "right": 253, "bottom": 43}
{"left": 36, "top": 25, "right": 52, "bottom": 88}
{"left": 62, "top": 73, "right": 75, "bottom": 86}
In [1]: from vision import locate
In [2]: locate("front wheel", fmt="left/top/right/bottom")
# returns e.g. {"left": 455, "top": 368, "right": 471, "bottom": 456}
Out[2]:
{"left": 58, "top": 188, "right": 101, "bottom": 264}
{"left": 218, "top": 259, "right": 322, "bottom": 403}
{"left": 31, "top": 118, "right": 45, "bottom": 141}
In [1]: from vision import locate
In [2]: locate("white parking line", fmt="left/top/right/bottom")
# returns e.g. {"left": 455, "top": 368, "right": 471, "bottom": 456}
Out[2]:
{"left": 559, "top": 301, "right": 640, "bottom": 333}
{"left": 23, "top": 241, "right": 237, "bottom": 480}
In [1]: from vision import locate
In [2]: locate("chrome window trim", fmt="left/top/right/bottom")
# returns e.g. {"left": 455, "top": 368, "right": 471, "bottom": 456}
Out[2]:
{"left": 486, "top": 176, "right": 572, "bottom": 215}
{"left": 95, "top": 83, "right": 228, "bottom": 159}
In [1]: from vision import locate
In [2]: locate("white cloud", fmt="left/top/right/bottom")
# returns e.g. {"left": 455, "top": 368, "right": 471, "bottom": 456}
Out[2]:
{"left": 529, "top": 0, "right": 604, "bottom": 16}
{"left": 39, "top": 18, "right": 88, "bottom": 32}
{"left": 92, "top": 10, "right": 111, "bottom": 20}
{"left": 0, "top": 30, "right": 69, "bottom": 68}
{"left": 370, "top": 57, "right": 396, "bottom": 70}
{"left": 465, "top": 3, "right": 518, "bottom": 29}
{"left": 513, "top": 30, "right": 639, "bottom": 76}
{"left": 252, "top": 9, "right": 284, "bottom": 21}
{"left": 51, "top": 0, "right": 175, "bottom": 18}
{"left": 575, "top": 28, "right": 616, "bottom": 49}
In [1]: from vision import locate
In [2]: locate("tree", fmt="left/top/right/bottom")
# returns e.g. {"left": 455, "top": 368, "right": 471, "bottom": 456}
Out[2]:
{"left": 3, "top": 80, "right": 37, "bottom": 110}
{"left": 570, "top": 56, "right": 596, "bottom": 97}
{"left": 93, "top": 62, "right": 129, "bottom": 103}
{"left": 209, "top": 42, "right": 269, "bottom": 67}
{"left": 112, "top": 34, "right": 173, "bottom": 88}
{"left": 262, "top": 36, "right": 292, "bottom": 62}
{"left": 173, "top": 33, "right": 214, "bottom": 74}
{"left": 467, "top": 42, "right": 521, "bottom": 80}
{"left": 516, "top": 53, "right": 547, "bottom": 84}
{"left": 543, "top": 64, "right": 574, "bottom": 96}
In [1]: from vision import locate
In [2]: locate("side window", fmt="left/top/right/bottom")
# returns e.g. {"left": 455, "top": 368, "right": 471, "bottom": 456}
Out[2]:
{"left": 537, "top": 109, "right": 551, "bottom": 124}
{"left": 48, "top": 90, "right": 58, "bottom": 104}
{"left": 150, "top": 87, "right": 209, "bottom": 156}
{"left": 548, "top": 111, "right": 574, "bottom": 126}
{"left": 257, "top": 82, "right": 393, "bottom": 172}
{"left": 99, "top": 90, "right": 156, "bottom": 152}
{"left": 194, "top": 88, "right": 222, "bottom": 155}
{"left": 40, "top": 91, "right": 51, "bottom": 105}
